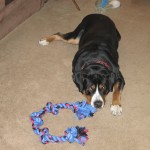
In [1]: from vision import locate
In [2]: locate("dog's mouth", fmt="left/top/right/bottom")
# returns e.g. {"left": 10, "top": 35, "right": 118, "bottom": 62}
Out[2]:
{"left": 84, "top": 95, "right": 105, "bottom": 108}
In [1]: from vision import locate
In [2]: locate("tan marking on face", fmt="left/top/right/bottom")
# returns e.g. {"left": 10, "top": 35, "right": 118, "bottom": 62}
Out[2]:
{"left": 82, "top": 84, "right": 97, "bottom": 104}
{"left": 82, "top": 91, "right": 92, "bottom": 104}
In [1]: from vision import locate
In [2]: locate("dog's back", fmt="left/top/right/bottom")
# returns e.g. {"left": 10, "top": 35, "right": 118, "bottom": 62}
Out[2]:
{"left": 78, "top": 14, "right": 121, "bottom": 53}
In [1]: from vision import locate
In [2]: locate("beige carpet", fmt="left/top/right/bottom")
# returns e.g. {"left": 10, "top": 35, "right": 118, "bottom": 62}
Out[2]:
{"left": 0, "top": 0, "right": 150, "bottom": 150}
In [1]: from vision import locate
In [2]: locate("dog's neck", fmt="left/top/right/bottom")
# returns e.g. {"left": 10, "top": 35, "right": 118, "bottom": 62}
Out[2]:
{"left": 81, "top": 59, "right": 110, "bottom": 71}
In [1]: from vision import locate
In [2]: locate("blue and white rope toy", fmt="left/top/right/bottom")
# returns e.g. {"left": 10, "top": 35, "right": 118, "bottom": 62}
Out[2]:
{"left": 30, "top": 100, "right": 97, "bottom": 145}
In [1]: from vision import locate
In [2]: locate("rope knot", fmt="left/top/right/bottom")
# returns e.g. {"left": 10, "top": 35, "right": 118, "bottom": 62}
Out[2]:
{"left": 65, "top": 126, "right": 88, "bottom": 145}
{"left": 30, "top": 113, "right": 43, "bottom": 127}
{"left": 74, "top": 100, "right": 97, "bottom": 120}
{"left": 40, "top": 128, "right": 51, "bottom": 144}
{"left": 45, "top": 102, "right": 59, "bottom": 115}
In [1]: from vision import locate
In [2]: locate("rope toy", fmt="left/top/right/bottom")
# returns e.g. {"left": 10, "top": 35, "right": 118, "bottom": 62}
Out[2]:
{"left": 30, "top": 100, "right": 97, "bottom": 145}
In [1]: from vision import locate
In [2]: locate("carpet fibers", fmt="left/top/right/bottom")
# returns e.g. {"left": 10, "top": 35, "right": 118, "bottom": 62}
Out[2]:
{"left": 0, "top": 0, "right": 150, "bottom": 150}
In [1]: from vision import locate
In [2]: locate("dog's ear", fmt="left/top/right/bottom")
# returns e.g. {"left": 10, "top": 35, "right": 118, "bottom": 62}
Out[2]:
{"left": 72, "top": 73, "right": 84, "bottom": 92}
{"left": 109, "top": 71, "right": 125, "bottom": 92}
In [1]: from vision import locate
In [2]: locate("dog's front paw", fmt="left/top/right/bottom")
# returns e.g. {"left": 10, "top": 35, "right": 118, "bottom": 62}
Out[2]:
{"left": 39, "top": 39, "right": 49, "bottom": 46}
{"left": 110, "top": 105, "right": 122, "bottom": 116}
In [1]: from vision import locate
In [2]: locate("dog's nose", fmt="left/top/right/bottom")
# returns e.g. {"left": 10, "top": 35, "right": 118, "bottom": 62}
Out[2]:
{"left": 94, "top": 101, "right": 103, "bottom": 108}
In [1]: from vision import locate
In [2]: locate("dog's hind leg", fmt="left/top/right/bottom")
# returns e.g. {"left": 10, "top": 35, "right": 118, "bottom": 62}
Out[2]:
{"left": 39, "top": 21, "right": 85, "bottom": 46}
{"left": 39, "top": 32, "right": 78, "bottom": 45}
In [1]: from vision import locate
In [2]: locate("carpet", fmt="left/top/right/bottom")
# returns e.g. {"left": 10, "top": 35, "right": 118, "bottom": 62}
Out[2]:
{"left": 0, "top": 0, "right": 150, "bottom": 150}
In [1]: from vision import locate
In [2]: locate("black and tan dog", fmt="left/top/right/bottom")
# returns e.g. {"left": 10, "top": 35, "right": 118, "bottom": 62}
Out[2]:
{"left": 39, "top": 14, "right": 125, "bottom": 116}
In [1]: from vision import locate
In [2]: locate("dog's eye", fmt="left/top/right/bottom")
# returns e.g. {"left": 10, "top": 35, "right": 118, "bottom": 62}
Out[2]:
{"left": 99, "top": 84, "right": 105, "bottom": 90}
{"left": 85, "top": 85, "right": 96, "bottom": 95}
{"left": 90, "top": 85, "right": 96, "bottom": 90}
{"left": 86, "top": 88, "right": 94, "bottom": 95}
{"left": 89, "top": 87, "right": 93, "bottom": 93}
{"left": 89, "top": 85, "right": 96, "bottom": 93}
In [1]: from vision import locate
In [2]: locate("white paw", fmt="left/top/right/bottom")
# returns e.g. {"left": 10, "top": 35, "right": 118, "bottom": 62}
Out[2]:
{"left": 39, "top": 39, "right": 49, "bottom": 46}
{"left": 110, "top": 105, "right": 122, "bottom": 116}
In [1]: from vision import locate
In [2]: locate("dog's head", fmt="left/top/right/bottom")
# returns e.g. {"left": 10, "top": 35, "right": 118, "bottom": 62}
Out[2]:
{"left": 73, "top": 65, "right": 115, "bottom": 108}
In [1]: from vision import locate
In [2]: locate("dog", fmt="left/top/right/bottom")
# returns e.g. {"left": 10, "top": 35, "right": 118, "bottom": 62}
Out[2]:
{"left": 39, "top": 14, "right": 125, "bottom": 116}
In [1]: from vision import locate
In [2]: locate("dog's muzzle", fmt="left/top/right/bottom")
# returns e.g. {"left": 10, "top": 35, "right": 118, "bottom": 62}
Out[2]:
{"left": 94, "top": 100, "right": 103, "bottom": 108}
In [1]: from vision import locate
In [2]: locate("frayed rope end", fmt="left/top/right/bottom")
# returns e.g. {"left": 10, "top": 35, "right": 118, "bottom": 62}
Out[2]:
{"left": 65, "top": 126, "right": 88, "bottom": 145}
